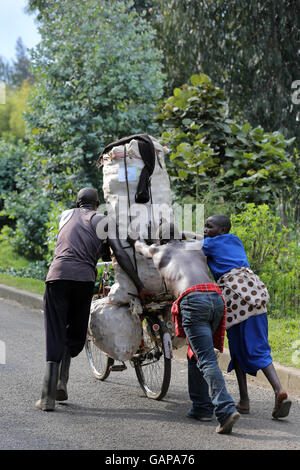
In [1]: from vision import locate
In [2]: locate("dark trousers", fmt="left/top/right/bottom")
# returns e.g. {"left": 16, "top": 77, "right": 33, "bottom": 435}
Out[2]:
{"left": 43, "top": 280, "right": 94, "bottom": 362}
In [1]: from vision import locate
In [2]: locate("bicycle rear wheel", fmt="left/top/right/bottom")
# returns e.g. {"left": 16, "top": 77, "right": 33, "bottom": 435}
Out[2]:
{"left": 133, "top": 316, "right": 171, "bottom": 400}
{"left": 85, "top": 338, "right": 114, "bottom": 381}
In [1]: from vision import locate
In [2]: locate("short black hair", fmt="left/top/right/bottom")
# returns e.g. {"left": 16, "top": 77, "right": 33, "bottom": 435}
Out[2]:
{"left": 76, "top": 187, "right": 99, "bottom": 207}
{"left": 210, "top": 214, "right": 231, "bottom": 233}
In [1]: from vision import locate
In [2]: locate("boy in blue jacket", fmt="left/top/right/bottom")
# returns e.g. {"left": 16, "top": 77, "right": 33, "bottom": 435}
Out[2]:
{"left": 201, "top": 214, "right": 291, "bottom": 419}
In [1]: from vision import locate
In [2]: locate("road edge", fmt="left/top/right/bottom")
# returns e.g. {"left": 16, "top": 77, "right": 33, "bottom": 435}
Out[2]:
{"left": 172, "top": 337, "right": 300, "bottom": 398}
{"left": 1, "top": 282, "right": 299, "bottom": 397}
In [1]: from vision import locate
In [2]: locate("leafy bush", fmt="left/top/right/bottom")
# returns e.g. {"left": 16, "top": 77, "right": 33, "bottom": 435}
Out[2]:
{"left": 2, "top": 191, "right": 51, "bottom": 259}
{"left": 45, "top": 202, "right": 66, "bottom": 264}
{"left": 0, "top": 233, "right": 48, "bottom": 281}
{"left": 157, "top": 74, "right": 298, "bottom": 212}
{"left": 231, "top": 204, "right": 299, "bottom": 318}
{"left": 0, "top": 138, "right": 26, "bottom": 221}
{"left": 0, "top": 261, "right": 48, "bottom": 281}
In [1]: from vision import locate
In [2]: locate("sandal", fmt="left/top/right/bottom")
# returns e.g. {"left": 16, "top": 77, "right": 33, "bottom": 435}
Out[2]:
{"left": 272, "top": 391, "right": 292, "bottom": 419}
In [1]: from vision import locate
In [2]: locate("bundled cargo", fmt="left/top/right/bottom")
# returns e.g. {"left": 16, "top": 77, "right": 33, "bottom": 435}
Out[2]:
{"left": 89, "top": 134, "right": 174, "bottom": 360}
{"left": 101, "top": 134, "right": 174, "bottom": 305}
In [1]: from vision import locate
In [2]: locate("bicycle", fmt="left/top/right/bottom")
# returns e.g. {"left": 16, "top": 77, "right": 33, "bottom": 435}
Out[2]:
{"left": 85, "top": 262, "right": 174, "bottom": 400}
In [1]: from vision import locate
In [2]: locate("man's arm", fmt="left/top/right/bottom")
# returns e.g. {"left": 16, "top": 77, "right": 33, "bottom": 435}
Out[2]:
{"left": 108, "top": 237, "right": 153, "bottom": 304}
{"left": 183, "top": 230, "right": 204, "bottom": 241}
{"left": 134, "top": 239, "right": 157, "bottom": 259}
{"left": 91, "top": 214, "right": 146, "bottom": 292}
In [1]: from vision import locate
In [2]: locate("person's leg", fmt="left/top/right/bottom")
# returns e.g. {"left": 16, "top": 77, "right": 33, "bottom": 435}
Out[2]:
{"left": 66, "top": 281, "right": 94, "bottom": 358}
{"left": 262, "top": 363, "right": 292, "bottom": 419}
{"left": 54, "top": 282, "right": 94, "bottom": 402}
{"left": 187, "top": 355, "right": 214, "bottom": 420}
{"left": 36, "top": 281, "right": 70, "bottom": 411}
{"left": 56, "top": 347, "right": 71, "bottom": 401}
{"left": 44, "top": 281, "right": 70, "bottom": 362}
{"left": 180, "top": 293, "right": 239, "bottom": 433}
{"left": 262, "top": 363, "right": 281, "bottom": 395}
{"left": 35, "top": 361, "right": 59, "bottom": 411}
{"left": 233, "top": 358, "right": 250, "bottom": 413}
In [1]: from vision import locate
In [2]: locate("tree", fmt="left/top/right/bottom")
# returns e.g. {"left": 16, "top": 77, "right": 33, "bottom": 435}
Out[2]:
{"left": 25, "top": 0, "right": 165, "bottom": 203}
{"left": 11, "top": 37, "right": 33, "bottom": 87}
{"left": 0, "top": 38, "right": 33, "bottom": 88}
{"left": 0, "top": 139, "right": 26, "bottom": 210}
{"left": 0, "top": 56, "right": 12, "bottom": 85}
{"left": 2, "top": 0, "right": 165, "bottom": 258}
{"left": 156, "top": 74, "right": 299, "bottom": 215}
{"left": 151, "top": 0, "right": 300, "bottom": 147}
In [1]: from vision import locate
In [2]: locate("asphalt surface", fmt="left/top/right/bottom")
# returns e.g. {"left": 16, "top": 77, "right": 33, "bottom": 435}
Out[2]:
{"left": 0, "top": 297, "right": 300, "bottom": 453}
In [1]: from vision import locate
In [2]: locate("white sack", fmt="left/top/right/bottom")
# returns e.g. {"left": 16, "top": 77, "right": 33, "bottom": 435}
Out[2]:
{"left": 89, "top": 297, "right": 142, "bottom": 362}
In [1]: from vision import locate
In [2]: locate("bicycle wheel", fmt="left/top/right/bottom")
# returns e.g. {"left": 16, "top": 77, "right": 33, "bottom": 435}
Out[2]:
{"left": 85, "top": 338, "right": 114, "bottom": 381}
{"left": 133, "top": 316, "right": 172, "bottom": 400}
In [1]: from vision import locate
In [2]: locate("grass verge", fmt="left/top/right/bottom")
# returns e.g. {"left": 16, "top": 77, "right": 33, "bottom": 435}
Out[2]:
{"left": 267, "top": 316, "right": 300, "bottom": 368}
{"left": 217, "top": 316, "right": 299, "bottom": 369}
{"left": 0, "top": 274, "right": 45, "bottom": 296}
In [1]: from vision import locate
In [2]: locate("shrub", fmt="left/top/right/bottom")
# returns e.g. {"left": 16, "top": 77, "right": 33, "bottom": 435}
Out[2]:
{"left": 231, "top": 204, "right": 299, "bottom": 318}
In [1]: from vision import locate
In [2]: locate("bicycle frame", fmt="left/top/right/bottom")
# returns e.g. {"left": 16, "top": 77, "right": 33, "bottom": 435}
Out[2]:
{"left": 86, "top": 260, "right": 174, "bottom": 399}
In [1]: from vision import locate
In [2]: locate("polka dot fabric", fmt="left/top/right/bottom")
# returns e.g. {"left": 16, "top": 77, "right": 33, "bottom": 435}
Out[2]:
{"left": 217, "top": 267, "right": 270, "bottom": 329}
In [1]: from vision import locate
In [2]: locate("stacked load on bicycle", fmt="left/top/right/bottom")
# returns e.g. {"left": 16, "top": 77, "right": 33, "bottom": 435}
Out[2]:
{"left": 89, "top": 134, "right": 174, "bottom": 361}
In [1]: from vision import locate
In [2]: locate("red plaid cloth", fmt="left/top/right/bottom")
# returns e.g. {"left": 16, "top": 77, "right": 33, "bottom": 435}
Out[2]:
{"left": 171, "top": 283, "right": 226, "bottom": 359}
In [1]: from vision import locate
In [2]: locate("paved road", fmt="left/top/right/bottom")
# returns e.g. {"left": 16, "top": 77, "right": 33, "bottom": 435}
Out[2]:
{"left": 0, "top": 297, "right": 299, "bottom": 453}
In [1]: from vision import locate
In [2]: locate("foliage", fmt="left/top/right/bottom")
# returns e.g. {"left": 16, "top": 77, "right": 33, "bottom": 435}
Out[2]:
{"left": 2, "top": 0, "right": 165, "bottom": 259}
{"left": 267, "top": 317, "right": 300, "bottom": 367}
{"left": 25, "top": 0, "right": 165, "bottom": 205}
{"left": 0, "top": 37, "right": 33, "bottom": 88}
{"left": 157, "top": 74, "right": 299, "bottom": 212}
{"left": 0, "top": 138, "right": 27, "bottom": 225}
{"left": 0, "top": 234, "right": 48, "bottom": 281}
{"left": 0, "top": 80, "right": 32, "bottom": 139}
{"left": 151, "top": 0, "right": 300, "bottom": 147}
{"left": 231, "top": 204, "right": 299, "bottom": 318}
{"left": 1, "top": 192, "right": 51, "bottom": 260}
{"left": 45, "top": 202, "right": 66, "bottom": 264}
{"left": 0, "top": 232, "right": 31, "bottom": 270}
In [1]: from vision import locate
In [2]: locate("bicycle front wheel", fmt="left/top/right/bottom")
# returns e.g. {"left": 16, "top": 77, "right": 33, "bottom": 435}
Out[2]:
{"left": 133, "top": 317, "right": 171, "bottom": 400}
{"left": 85, "top": 338, "right": 114, "bottom": 381}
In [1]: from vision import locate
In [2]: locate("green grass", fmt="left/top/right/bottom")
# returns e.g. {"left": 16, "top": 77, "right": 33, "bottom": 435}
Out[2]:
{"left": 224, "top": 316, "right": 300, "bottom": 369}
{"left": 268, "top": 316, "right": 300, "bottom": 368}
{"left": 0, "top": 241, "right": 31, "bottom": 271}
{"left": 0, "top": 273, "right": 45, "bottom": 295}
{"left": 0, "top": 241, "right": 45, "bottom": 295}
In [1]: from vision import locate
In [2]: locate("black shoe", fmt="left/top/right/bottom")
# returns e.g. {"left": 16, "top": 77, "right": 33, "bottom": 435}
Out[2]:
{"left": 187, "top": 408, "right": 213, "bottom": 422}
{"left": 36, "top": 362, "right": 59, "bottom": 411}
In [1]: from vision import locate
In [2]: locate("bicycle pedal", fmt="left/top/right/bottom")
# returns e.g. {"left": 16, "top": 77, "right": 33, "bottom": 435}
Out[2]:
{"left": 109, "top": 364, "right": 127, "bottom": 372}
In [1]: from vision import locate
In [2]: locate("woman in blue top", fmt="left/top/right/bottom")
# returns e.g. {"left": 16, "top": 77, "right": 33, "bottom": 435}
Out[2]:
{"left": 202, "top": 214, "right": 291, "bottom": 420}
